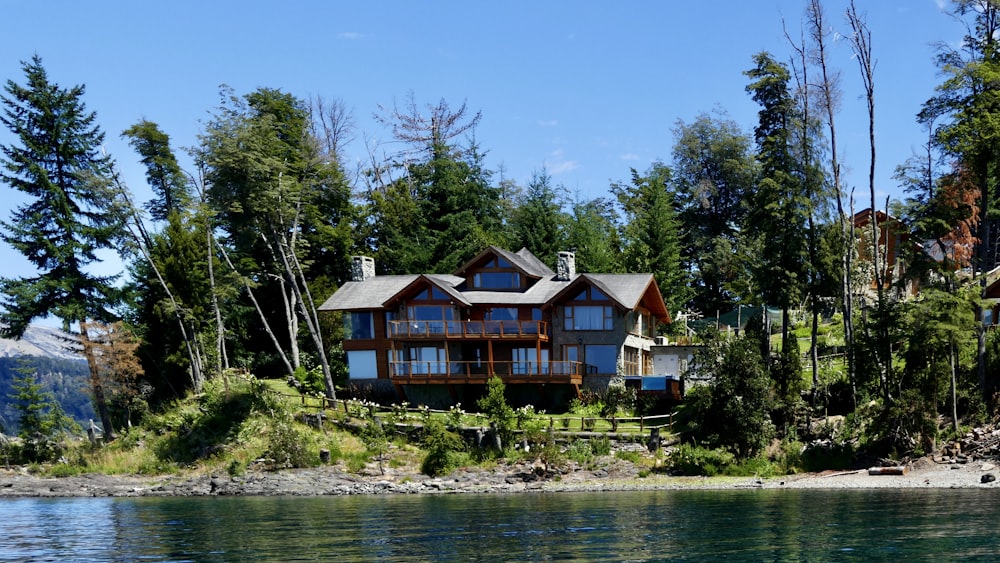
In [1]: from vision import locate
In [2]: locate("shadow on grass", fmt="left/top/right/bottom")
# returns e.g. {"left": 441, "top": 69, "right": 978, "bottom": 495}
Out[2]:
{"left": 153, "top": 390, "right": 258, "bottom": 464}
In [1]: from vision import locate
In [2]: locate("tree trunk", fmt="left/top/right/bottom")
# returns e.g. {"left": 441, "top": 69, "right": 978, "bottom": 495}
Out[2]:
{"left": 113, "top": 176, "right": 204, "bottom": 392}
{"left": 217, "top": 239, "right": 296, "bottom": 377}
{"left": 79, "top": 321, "right": 116, "bottom": 441}
{"left": 811, "top": 0, "right": 854, "bottom": 407}
{"left": 274, "top": 229, "right": 336, "bottom": 400}
{"left": 207, "top": 219, "right": 228, "bottom": 376}
{"left": 951, "top": 342, "right": 960, "bottom": 434}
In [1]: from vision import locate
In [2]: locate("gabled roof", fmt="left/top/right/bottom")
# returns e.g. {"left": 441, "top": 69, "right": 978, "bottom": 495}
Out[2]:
{"left": 514, "top": 247, "right": 555, "bottom": 276}
{"left": 318, "top": 273, "right": 469, "bottom": 311}
{"left": 853, "top": 208, "right": 900, "bottom": 228}
{"left": 382, "top": 274, "right": 471, "bottom": 308}
{"left": 318, "top": 275, "right": 419, "bottom": 312}
{"left": 453, "top": 245, "right": 554, "bottom": 279}
{"left": 549, "top": 273, "right": 671, "bottom": 322}
{"left": 319, "top": 248, "right": 671, "bottom": 323}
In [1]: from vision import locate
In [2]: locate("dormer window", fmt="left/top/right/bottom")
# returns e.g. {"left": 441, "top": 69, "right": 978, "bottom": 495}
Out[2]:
{"left": 470, "top": 256, "right": 522, "bottom": 289}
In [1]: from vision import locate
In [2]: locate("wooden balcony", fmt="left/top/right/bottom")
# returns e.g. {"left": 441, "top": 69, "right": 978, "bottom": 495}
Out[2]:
{"left": 388, "top": 320, "right": 549, "bottom": 341}
{"left": 389, "top": 360, "right": 588, "bottom": 385}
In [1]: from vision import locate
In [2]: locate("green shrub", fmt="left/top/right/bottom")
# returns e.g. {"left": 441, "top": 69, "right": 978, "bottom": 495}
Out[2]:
{"left": 476, "top": 377, "right": 515, "bottom": 447}
{"left": 565, "top": 440, "right": 593, "bottom": 464}
{"left": 46, "top": 462, "right": 85, "bottom": 478}
{"left": 361, "top": 418, "right": 389, "bottom": 475}
{"left": 601, "top": 377, "right": 637, "bottom": 425}
{"left": 536, "top": 427, "right": 565, "bottom": 471}
{"left": 295, "top": 365, "right": 326, "bottom": 396}
{"left": 591, "top": 434, "right": 612, "bottom": 456}
{"left": 264, "top": 420, "right": 312, "bottom": 469}
{"left": 615, "top": 450, "right": 642, "bottom": 464}
{"left": 725, "top": 456, "right": 777, "bottom": 478}
{"left": 345, "top": 451, "right": 369, "bottom": 473}
{"left": 665, "top": 444, "right": 735, "bottom": 476}
{"left": 420, "top": 419, "right": 466, "bottom": 477}
{"left": 227, "top": 459, "right": 246, "bottom": 477}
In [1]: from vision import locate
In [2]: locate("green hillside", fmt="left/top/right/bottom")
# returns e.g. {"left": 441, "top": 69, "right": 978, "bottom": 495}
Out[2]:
{"left": 0, "top": 356, "right": 94, "bottom": 434}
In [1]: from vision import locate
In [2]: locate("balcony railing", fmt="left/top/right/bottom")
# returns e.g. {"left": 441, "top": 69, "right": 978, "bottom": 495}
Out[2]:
{"left": 388, "top": 320, "right": 549, "bottom": 340}
{"left": 389, "top": 360, "right": 590, "bottom": 384}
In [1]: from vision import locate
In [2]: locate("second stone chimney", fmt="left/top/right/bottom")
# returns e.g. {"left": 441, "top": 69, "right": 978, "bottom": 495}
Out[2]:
{"left": 351, "top": 256, "right": 376, "bottom": 282}
{"left": 556, "top": 251, "right": 576, "bottom": 281}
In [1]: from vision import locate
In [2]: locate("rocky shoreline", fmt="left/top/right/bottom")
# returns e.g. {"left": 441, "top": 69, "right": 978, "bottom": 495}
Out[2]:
{"left": 2, "top": 455, "right": 997, "bottom": 498}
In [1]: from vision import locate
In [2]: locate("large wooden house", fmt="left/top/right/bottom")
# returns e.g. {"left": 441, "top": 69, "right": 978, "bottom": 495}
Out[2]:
{"left": 318, "top": 247, "right": 671, "bottom": 406}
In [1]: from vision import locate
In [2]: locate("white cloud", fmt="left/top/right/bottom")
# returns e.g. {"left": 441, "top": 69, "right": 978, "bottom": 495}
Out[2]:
{"left": 337, "top": 32, "right": 366, "bottom": 40}
{"left": 537, "top": 119, "right": 558, "bottom": 127}
{"left": 620, "top": 153, "right": 639, "bottom": 161}
{"left": 546, "top": 159, "right": 579, "bottom": 174}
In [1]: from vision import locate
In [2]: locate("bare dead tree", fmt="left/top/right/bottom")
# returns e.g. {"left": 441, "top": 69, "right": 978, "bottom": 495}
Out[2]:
{"left": 848, "top": 0, "right": 891, "bottom": 401}
{"left": 808, "top": 0, "right": 857, "bottom": 407}
{"left": 375, "top": 93, "right": 482, "bottom": 160}
{"left": 310, "top": 95, "right": 356, "bottom": 161}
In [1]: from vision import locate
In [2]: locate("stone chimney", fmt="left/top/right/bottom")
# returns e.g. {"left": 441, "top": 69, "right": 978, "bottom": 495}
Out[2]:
{"left": 556, "top": 251, "right": 576, "bottom": 281}
{"left": 351, "top": 256, "right": 376, "bottom": 282}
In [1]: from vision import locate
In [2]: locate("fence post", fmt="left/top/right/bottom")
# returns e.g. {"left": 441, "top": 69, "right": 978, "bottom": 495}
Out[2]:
{"left": 640, "top": 415, "right": 645, "bottom": 432}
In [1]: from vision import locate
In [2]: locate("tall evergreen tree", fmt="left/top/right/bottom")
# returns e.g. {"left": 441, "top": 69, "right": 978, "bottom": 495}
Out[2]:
{"left": 922, "top": 0, "right": 1000, "bottom": 394}
{"left": 509, "top": 169, "right": 567, "bottom": 266}
{"left": 122, "top": 120, "right": 191, "bottom": 223}
{"left": 198, "top": 87, "right": 351, "bottom": 398}
{"left": 744, "top": 52, "right": 810, "bottom": 355}
{"left": 565, "top": 197, "right": 623, "bottom": 274}
{"left": 370, "top": 97, "right": 504, "bottom": 273}
{"left": 0, "top": 56, "right": 123, "bottom": 440}
{"left": 612, "top": 164, "right": 690, "bottom": 315}
{"left": 670, "top": 112, "right": 757, "bottom": 315}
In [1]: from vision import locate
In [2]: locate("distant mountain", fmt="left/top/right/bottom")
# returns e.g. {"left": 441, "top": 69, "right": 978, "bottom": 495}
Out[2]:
{"left": 0, "top": 324, "right": 85, "bottom": 362}
{"left": 0, "top": 325, "right": 93, "bottom": 434}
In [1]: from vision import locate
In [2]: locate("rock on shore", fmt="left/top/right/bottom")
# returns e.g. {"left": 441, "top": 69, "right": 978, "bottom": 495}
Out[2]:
{"left": 1, "top": 455, "right": 997, "bottom": 497}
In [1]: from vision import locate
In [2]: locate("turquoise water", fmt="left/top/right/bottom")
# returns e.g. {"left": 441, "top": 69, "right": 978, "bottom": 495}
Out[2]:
{"left": 2, "top": 489, "right": 998, "bottom": 561}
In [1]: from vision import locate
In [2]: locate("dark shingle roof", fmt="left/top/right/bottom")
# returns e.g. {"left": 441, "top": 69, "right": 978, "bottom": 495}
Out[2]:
{"left": 319, "top": 249, "right": 669, "bottom": 322}
{"left": 318, "top": 275, "right": 418, "bottom": 311}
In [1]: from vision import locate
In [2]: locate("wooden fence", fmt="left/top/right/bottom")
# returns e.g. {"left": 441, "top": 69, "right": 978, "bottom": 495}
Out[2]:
{"left": 279, "top": 392, "right": 675, "bottom": 435}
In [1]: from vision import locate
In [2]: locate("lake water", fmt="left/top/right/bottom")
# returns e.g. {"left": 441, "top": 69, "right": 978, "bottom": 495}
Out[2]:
{"left": 2, "top": 489, "right": 998, "bottom": 561}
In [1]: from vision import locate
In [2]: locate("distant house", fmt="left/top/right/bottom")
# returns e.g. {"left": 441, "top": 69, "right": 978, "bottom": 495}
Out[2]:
{"left": 853, "top": 209, "right": 912, "bottom": 293}
{"left": 318, "top": 247, "right": 672, "bottom": 407}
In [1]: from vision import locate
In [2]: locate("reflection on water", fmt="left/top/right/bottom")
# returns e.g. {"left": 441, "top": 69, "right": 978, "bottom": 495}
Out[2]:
{"left": 2, "top": 489, "right": 1000, "bottom": 561}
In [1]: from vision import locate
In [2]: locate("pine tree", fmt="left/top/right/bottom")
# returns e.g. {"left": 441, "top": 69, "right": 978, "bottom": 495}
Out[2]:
{"left": 744, "top": 52, "right": 810, "bottom": 354}
{"left": 613, "top": 164, "right": 690, "bottom": 315}
{"left": 0, "top": 55, "right": 124, "bottom": 440}
{"left": 510, "top": 169, "right": 567, "bottom": 266}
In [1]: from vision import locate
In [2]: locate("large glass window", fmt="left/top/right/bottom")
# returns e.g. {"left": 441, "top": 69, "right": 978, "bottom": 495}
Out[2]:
{"left": 585, "top": 345, "right": 618, "bottom": 375}
{"left": 347, "top": 350, "right": 377, "bottom": 379}
{"left": 408, "top": 305, "right": 455, "bottom": 320}
{"left": 471, "top": 256, "right": 520, "bottom": 289}
{"left": 564, "top": 305, "right": 613, "bottom": 331}
{"left": 344, "top": 311, "right": 375, "bottom": 340}
{"left": 623, "top": 346, "right": 639, "bottom": 375}
{"left": 408, "top": 346, "right": 446, "bottom": 375}
{"left": 512, "top": 348, "right": 549, "bottom": 375}
{"left": 486, "top": 307, "right": 518, "bottom": 321}
{"left": 473, "top": 271, "right": 520, "bottom": 289}
{"left": 629, "top": 311, "right": 652, "bottom": 337}
{"left": 486, "top": 307, "right": 519, "bottom": 333}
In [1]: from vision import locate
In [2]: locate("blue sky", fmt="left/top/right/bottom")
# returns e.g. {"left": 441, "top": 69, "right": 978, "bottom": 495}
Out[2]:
{"left": 0, "top": 0, "right": 960, "bottom": 287}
